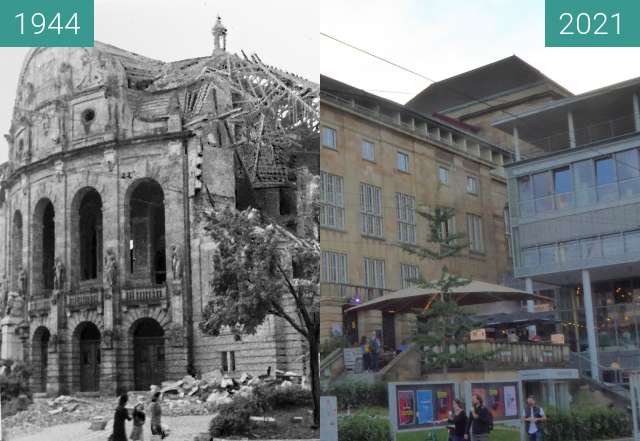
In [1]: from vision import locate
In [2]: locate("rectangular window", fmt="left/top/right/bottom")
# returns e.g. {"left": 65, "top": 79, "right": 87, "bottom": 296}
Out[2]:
{"left": 221, "top": 351, "right": 228, "bottom": 372}
{"left": 573, "top": 159, "right": 596, "bottom": 207}
{"left": 532, "top": 171, "right": 553, "bottom": 212}
{"left": 321, "top": 251, "right": 348, "bottom": 283}
{"left": 558, "top": 241, "right": 579, "bottom": 263}
{"left": 522, "top": 247, "right": 539, "bottom": 267}
{"left": 466, "top": 176, "right": 479, "bottom": 195}
{"left": 400, "top": 263, "right": 420, "bottom": 289}
{"left": 320, "top": 172, "right": 345, "bottom": 229}
{"left": 437, "top": 207, "right": 456, "bottom": 240}
{"left": 553, "top": 167, "right": 573, "bottom": 209}
{"left": 363, "top": 257, "right": 385, "bottom": 288}
{"left": 596, "top": 156, "right": 617, "bottom": 201}
{"left": 617, "top": 149, "right": 640, "bottom": 196}
{"left": 465, "top": 214, "right": 484, "bottom": 253}
{"left": 539, "top": 245, "right": 556, "bottom": 264}
{"left": 221, "top": 351, "right": 235, "bottom": 372}
{"left": 360, "top": 183, "right": 384, "bottom": 238}
{"left": 322, "top": 126, "right": 337, "bottom": 149}
{"left": 396, "top": 193, "right": 416, "bottom": 244}
{"left": 438, "top": 166, "right": 449, "bottom": 185}
{"left": 517, "top": 176, "right": 534, "bottom": 216}
{"left": 396, "top": 151, "right": 410, "bottom": 172}
{"left": 362, "top": 140, "right": 375, "bottom": 162}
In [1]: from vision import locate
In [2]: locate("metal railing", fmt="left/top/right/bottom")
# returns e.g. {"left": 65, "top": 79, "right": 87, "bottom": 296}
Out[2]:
{"left": 320, "top": 282, "right": 393, "bottom": 303}
{"left": 121, "top": 285, "right": 166, "bottom": 305}
{"left": 527, "top": 113, "right": 637, "bottom": 157}
{"left": 422, "top": 341, "right": 570, "bottom": 371}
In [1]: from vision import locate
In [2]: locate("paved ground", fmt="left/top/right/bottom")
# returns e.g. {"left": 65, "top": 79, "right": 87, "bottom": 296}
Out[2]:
{"left": 10, "top": 414, "right": 211, "bottom": 441}
{"left": 8, "top": 414, "right": 319, "bottom": 441}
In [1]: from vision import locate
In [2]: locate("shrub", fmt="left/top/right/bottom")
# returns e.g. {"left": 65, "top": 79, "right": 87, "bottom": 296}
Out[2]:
{"left": 253, "top": 383, "right": 312, "bottom": 409}
{"left": 321, "top": 335, "right": 351, "bottom": 358}
{"left": 544, "top": 405, "right": 631, "bottom": 441}
{"left": 338, "top": 415, "right": 391, "bottom": 441}
{"left": 323, "top": 381, "right": 387, "bottom": 409}
{"left": 0, "top": 360, "right": 32, "bottom": 418}
{"left": 208, "top": 395, "right": 260, "bottom": 437}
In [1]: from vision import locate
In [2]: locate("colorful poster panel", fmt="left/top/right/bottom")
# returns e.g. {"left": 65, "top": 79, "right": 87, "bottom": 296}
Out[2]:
{"left": 435, "top": 388, "right": 453, "bottom": 421}
{"left": 398, "top": 390, "right": 415, "bottom": 426}
{"left": 503, "top": 385, "right": 518, "bottom": 417}
{"left": 416, "top": 389, "right": 433, "bottom": 425}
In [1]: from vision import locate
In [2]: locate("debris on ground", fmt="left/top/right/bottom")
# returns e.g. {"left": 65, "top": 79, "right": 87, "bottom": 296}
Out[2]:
{"left": 3, "top": 368, "right": 309, "bottom": 438}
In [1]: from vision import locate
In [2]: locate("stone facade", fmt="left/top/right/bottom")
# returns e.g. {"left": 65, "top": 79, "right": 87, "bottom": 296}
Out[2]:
{"left": 0, "top": 20, "right": 318, "bottom": 395}
{"left": 320, "top": 76, "right": 515, "bottom": 347}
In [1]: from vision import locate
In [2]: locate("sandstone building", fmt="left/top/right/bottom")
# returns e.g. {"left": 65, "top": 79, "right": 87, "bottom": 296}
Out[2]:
{"left": 0, "top": 19, "right": 319, "bottom": 395}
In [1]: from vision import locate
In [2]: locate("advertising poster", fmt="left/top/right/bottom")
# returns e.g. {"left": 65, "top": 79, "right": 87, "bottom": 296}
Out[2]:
{"left": 472, "top": 383, "right": 519, "bottom": 421}
{"left": 504, "top": 385, "right": 518, "bottom": 417}
{"left": 398, "top": 390, "right": 416, "bottom": 426}
{"left": 435, "top": 387, "right": 453, "bottom": 421}
{"left": 416, "top": 389, "right": 434, "bottom": 424}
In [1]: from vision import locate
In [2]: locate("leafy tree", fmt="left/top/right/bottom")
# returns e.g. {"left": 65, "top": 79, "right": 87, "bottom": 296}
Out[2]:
{"left": 199, "top": 204, "right": 320, "bottom": 426}
{"left": 402, "top": 207, "right": 488, "bottom": 374}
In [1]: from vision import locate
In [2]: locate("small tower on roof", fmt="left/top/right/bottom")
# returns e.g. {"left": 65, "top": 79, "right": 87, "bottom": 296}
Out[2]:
{"left": 212, "top": 16, "right": 228, "bottom": 55}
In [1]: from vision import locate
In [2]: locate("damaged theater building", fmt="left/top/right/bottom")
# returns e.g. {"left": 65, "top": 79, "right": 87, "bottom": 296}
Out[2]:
{"left": 0, "top": 18, "right": 319, "bottom": 395}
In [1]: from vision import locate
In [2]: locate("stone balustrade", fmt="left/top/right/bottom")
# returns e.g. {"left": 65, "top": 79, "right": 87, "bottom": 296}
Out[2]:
{"left": 121, "top": 286, "right": 167, "bottom": 306}
{"left": 28, "top": 296, "right": 51, "bottom": 315}
{"left": 67, "top": 289, "right": 103, "bottom": 309}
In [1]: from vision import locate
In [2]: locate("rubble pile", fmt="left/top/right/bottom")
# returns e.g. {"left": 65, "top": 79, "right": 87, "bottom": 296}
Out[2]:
{"left": 3, "top": 369, "right": 308, "bottom": 438}
{"left": 156, "top": 368, "right": 307, "bottom": 414}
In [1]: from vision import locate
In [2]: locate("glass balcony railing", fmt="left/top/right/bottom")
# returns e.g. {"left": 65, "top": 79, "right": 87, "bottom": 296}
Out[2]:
{"left": 516, "top": 177, "right": 640, "bottom": 218}
{"left": 519, "top": 229, "right": 640, "bottom": 273}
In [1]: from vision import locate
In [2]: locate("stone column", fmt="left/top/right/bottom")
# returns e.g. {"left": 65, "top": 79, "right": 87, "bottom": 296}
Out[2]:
{"left": 581, "top": 269, "right": 600, "bottom": 380}
{"left": 1, "top": 316, "right": 25, "bottom": 360}
{"left": 46, "top": 332, "right": 61, "bottom": 395}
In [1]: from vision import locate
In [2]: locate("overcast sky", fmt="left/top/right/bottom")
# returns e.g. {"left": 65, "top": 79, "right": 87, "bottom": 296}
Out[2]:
{"left": 321, "top": 0, "right": 640, "bottom": 102}
{"left": 0, "top": 0, "right": 318, "bottom": 162}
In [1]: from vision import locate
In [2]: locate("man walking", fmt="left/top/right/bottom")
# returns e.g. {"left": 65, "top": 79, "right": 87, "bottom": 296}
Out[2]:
{"left": 523, "top": 395, "right": 546, "bottom": 441}
{"left": 465, "top": 394, "right": 492, "bottom": 441}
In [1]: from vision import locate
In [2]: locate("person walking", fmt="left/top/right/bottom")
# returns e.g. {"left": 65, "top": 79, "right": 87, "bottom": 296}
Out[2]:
{"left": 447, "top": 399, "right": 468, "bottom": 441}
{"left": 465, "top": 394, "right": 492, "bottom": 441}
{"left": 112, "top": 394, "right": 132, "bottom": 441}
{"left": 359, "top": 336, "right": 370, "bottom": 372}
{"left": 369, "top": 332, "right": 380, "bottom": 371}
{"left": 149, "top": 391, "right": 167, "bottom": 439}
{"left": 523, "top": 395, "right": 546, "bottom": 441}
{"left": 130, "top": 399, "right": 146, "bottom": 441}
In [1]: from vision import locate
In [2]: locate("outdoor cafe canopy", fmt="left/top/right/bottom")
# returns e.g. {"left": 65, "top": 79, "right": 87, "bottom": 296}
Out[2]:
{"left": 344, "top": 280, "right": 551, "bottom": 314}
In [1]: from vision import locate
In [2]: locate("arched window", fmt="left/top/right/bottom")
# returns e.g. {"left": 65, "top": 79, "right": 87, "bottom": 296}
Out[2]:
{"left": 12, "top": 210, "right": 22, "bottom": 290}
{"left": 79, "top": 190, "right": 102, "bottom": 281}
{"left": 128, "top": 180, "right": 166, "bottom": 284}
{"left": 33, "top": 199, "right": 55, "bottom": 291}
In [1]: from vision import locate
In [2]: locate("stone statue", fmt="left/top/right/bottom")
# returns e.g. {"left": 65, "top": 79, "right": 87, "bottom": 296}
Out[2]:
{"left": 104, "top": 248, "right": 117, "bottom": 288}
{"left": 6, "top": 291, "right": 24, "bottom": 317}
{"left": 171, "top": 244, "right": 183, "bottom": 281}
{"left": 0, "top": 274, "right": 7, "bottom": 315}
{"left": 53, "top": 257, "right": 65, "bottom": 290}
{"left": 17, "top": 266, "right": 27, "bottom": 295}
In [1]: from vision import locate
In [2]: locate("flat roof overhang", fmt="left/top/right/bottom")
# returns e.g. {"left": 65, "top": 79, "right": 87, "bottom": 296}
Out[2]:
{"left": 493, "top": 76, "right": 640, "bottom": 145}
{"left": 344, "top": 280, "right": 550, "bottom": 314}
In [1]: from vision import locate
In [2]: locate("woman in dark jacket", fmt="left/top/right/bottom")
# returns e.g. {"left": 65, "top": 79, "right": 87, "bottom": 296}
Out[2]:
{"left": 447, "top": 399, "right": 468, "bottom": 441}
{"left": 113, "top": 394, "right": 132, "bottom": 441}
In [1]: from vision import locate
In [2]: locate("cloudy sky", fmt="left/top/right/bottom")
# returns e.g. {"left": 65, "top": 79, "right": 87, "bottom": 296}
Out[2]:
{"left": 0, "top": 0, "right": 318, "bottom": 162}
{"left": 321, "top": 0, "right": 640, "bottom": 102}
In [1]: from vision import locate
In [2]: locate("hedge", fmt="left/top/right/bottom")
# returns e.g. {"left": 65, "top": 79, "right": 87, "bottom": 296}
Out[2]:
{"left": 544, "top": 405, "right": 632, "bottom": 441}
{"left": 338, "top": 414, "right": 391, "bottom": 441}
{"left": 323, "top": 380, "right": 388, "bottom": 409}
